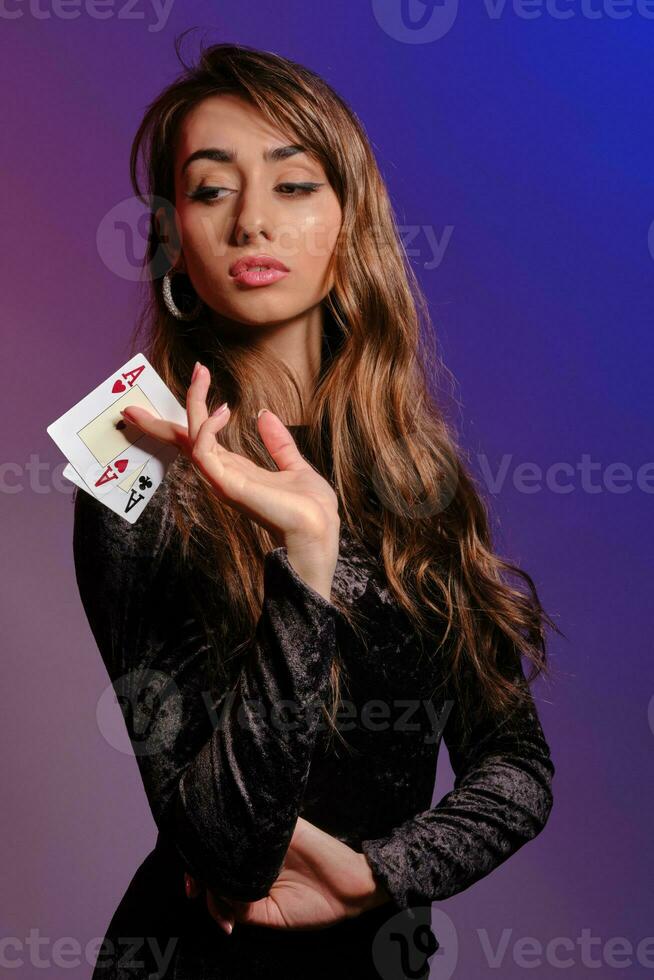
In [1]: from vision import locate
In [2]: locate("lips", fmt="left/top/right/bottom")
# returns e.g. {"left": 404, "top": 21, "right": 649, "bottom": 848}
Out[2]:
{"left": 229, "top": 254, "right": 290, "bottom": 277}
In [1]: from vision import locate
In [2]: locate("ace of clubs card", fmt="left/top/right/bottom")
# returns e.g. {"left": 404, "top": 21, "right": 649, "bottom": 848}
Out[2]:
{"left": 47, "top": 353, "right": 187, "bottom": 524}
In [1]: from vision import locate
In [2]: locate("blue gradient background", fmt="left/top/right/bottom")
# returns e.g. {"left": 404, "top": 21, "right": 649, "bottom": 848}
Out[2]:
{"left": 3, "top": 2, "right": 652, "bottom": 977}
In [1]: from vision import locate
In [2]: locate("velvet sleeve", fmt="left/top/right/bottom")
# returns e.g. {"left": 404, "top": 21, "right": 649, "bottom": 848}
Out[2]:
{"left": 359, "top": 641, "right": 555, "bottom": 910}
{"left": 72, "top": 483, "right": 341, "bottom": 901}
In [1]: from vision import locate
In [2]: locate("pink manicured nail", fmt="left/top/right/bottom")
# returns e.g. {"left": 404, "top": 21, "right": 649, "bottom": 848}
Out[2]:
{"left": 191, "top": 361, "right": 201, "bottom": 382}
{"left": 257, "top": 408, "right": 269, "bottom": 418}
{"left": 210, "top": 402, "right": 229, "bottom": 418}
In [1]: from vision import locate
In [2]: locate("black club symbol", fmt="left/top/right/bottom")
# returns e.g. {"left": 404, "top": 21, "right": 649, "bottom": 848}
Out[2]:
{"left": 138, "top": 476, "right": 153, "bottom": 490}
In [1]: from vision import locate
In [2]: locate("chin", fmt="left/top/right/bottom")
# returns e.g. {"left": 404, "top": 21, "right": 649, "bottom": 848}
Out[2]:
{"left": 231, "top": 300, "right": 299, "bottom": 326}
{"left": 210, "top": 303, "right": 296, "bottom": 330}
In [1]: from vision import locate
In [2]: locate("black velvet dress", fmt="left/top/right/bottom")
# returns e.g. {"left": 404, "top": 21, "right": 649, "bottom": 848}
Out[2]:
{"left": 72, "top": 425, "right": 555, "bottom": 980}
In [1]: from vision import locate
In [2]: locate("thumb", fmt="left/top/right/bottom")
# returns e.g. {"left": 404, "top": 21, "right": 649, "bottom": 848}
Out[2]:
{"left": 256, "top": 409, "right": 306, "bottom": 472}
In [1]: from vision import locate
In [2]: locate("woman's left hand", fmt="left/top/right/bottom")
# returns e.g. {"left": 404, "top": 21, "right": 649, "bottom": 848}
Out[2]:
{"left": 183, "top": 816, "right": 390, "bottom": 933}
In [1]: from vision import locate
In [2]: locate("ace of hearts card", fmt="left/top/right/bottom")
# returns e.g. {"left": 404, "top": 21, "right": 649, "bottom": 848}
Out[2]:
{"left": 47, "top": 353, "right": 187, "bottom": 524}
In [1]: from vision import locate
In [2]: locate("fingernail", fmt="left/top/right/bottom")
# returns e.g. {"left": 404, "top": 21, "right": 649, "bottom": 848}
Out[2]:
{"left": 224, "top": 921, "right": 233, "bottom": 935}
{"left": 257, "top": 408, "right": 269, "bottom": 418}
{"left": 211, "top": 402, "right": 229, "bottom": 418}
{"left": 192, "top": 361, "right": 201, "bottom": 381}
{"left": 120, "top": 408, "right": 133, "bottom": 418}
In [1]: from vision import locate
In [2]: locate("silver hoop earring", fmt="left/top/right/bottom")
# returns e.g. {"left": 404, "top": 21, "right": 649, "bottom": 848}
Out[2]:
{"left": 162, "top": 268, "right": 202, "bottom": 321}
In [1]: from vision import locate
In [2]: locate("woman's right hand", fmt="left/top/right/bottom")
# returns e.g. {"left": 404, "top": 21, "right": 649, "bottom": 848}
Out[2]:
{"left": 184, "top": 816, "right": 391, "bottom": 934}
{"left": 120, "top": 362, "right": 340, "bottom": 601}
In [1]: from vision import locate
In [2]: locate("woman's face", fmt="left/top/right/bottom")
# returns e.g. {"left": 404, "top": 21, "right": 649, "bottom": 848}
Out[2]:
{"left": 161, "top": 93, "right": 343, "bottom": 329}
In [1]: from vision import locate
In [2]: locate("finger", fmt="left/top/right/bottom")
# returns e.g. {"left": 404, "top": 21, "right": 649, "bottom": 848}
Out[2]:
{"left": 193, "top": 406, "right": 232, "bottom": 461}
{"left": 206, "top": 890, "right": 236, "bottom": 934}
{"left": 187, "top": 362, "right": 211, "bottom": 443}
{"left": 256, "top": 410, "right": 307, "bottom": 473}
{"left": 120, "top": 406, "right": 189, "bottom": 452}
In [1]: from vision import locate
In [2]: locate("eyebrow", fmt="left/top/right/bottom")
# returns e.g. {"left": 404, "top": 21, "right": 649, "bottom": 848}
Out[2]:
{"left": 181, "top": 144, "right": 307, "bottom": 176}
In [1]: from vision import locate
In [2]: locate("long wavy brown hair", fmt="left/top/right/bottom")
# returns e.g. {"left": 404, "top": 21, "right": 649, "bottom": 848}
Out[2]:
{"left": 126, "top": 35, "right": 560, "bottom": 749}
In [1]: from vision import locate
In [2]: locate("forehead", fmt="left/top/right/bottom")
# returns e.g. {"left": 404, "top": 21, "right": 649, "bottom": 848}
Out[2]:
{"left": 176, "top": 93, "right": 295, "bottom": 161}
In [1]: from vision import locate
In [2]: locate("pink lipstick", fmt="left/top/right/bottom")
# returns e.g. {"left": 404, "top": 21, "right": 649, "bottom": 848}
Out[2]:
{"left": 229, "top": 254, "right": 290, "bottom": 288}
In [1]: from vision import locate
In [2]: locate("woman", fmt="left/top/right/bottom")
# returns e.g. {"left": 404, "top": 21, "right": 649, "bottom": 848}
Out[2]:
{"left": 72, "top": 38, "right": 557, "bottom": 979}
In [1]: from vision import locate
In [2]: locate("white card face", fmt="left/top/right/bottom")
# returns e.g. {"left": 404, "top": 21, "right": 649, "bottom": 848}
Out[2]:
{"left": 62, "top": 453, "right": 176, "bottom": 524}
{"left": 48, "top": 353, "right": 187, "bottom": 521}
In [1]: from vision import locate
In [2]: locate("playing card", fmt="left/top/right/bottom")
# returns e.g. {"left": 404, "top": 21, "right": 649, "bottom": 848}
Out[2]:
{"left": 47, "top": 353, "right": 187, "bottom": 522}
{"left": 62, "top": 453, "right": 175, "bottom": 524}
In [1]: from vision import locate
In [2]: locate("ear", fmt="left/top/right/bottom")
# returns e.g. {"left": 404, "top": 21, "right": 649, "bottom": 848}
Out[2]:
{"left": 154, "top": 204, "right": 184, "bottom": 271}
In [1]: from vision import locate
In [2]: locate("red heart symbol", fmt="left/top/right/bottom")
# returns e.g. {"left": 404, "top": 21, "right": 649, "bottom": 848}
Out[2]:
{"left": 112, "top": 380, "right": 126, "bottom": 393}
{"left": 114, "top": 459, "right": 128, "bottom": 473}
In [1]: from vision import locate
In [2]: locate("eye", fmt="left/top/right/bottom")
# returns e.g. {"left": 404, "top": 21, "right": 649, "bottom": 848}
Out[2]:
{"left": 276, "top": 182, "right": 323, "bottom": 196}
{"left": 185, "top": 186, "right": 232, "bottom": 204}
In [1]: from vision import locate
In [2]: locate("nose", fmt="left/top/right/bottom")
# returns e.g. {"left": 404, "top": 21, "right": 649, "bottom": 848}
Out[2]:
{"left": 232, "top": 181, "right": 273, "bottom": 246}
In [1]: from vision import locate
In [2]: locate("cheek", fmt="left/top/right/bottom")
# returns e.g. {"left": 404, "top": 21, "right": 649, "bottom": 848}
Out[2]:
{"left": 291, "top": 212, "right": 341, "bottom": 271}
{"left": 179, "top": 210, "right": 230, "bottom": 269}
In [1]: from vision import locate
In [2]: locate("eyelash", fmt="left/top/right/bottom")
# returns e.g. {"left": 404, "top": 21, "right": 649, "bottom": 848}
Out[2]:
{"left": 187, "top": 183, "right": 322, "bottom": 204}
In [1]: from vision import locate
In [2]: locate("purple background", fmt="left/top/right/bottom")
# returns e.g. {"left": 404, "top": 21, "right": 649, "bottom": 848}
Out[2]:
{"left": 3, "top": 2, "right": 653, "bottom": 977}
